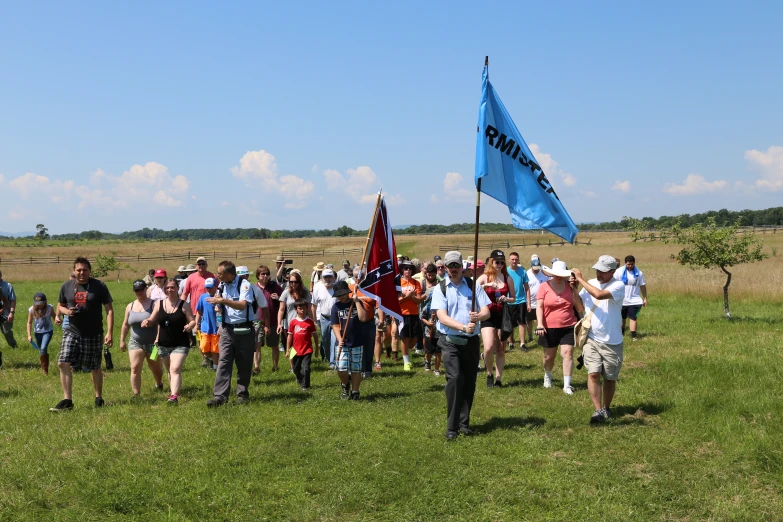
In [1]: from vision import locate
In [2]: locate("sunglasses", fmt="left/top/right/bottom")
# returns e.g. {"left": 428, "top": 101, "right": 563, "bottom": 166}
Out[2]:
{"left": 289, "top": 280, "right": 299, "bottom": 284}
{"left": 494, "top": 260, "right": 505, "bottom": 265}
{"left": 197, "top": 262, "right": 207, "bottom": 266}
{"left": 258, "top": 272, "right": 270, "bottom": 276}
{"left": 446, "top": 263, "right": 461, "bottom": 269}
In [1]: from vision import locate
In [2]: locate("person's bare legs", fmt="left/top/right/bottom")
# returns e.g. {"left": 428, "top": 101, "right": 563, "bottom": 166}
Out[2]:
{"left": 401, "top": 337, "right": 414, "bottom": 358}
{"left": 168, "top": 352, "right": 187, "bottom": 396}
{"left": 129, "top": 350, "right": 146, "bottom": 395}
{"left": 561, "top": 344, "right": 574, "bottom": 379}
{"left": 59, "top": 362, "right": 73, "bottom": 400}
{"left": 374, "top": 330, "right": 383, "bottom": 364}
{"left": 145, "top": 353, "right": 164, "bottom": 387}
{"left": 494, "top": 330, "right": 505, "bottom": 382}
{"left": 271, "top": 345, "right": 280, "bottom": 370}
{"left": 543, "top": 346, "right": 557, "bottom": 385}
{"left": 91, "top": 368, "right": 103, "bottom": 398}
{"left": 481, "top": 327, "right": 496, "bottom": 381}
{"left": 587, "top": 373, "right": 602, "bottom": 410}
{"left": 603, "top": 379, "right": 616, "bottom": 408}
{"left": 351, "top": 371, "right": 362, "bottom": 392}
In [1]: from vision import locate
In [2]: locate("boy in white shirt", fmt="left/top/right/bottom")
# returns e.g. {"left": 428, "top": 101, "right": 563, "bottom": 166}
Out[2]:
{"left": 614, "top": 255, "right": 648, "bottom": 341}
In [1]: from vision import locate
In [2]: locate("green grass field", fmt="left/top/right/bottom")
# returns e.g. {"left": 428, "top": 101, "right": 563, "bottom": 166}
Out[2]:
{"left": 1, "top": 281, "right": 782, "bottom": 521}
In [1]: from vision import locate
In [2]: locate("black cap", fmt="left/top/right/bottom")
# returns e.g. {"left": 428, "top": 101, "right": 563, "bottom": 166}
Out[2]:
{"left": 489, "top": 249, "right": 505, "bottom": 259}
{"left": 33, "top": 292, "right": 47, "bottom": 303}
{"left": 332, "top": 280, "right": 351, "bottom": 298}
{"left": 132, "top": 279, "right": 147, "bottom": 291}
{"left": 433, "top": 255, "right": 441, "bottom": 261}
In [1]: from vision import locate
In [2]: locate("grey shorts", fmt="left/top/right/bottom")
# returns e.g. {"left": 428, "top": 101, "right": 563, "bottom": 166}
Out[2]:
{"left": 583, "top": 338, "right": 623, "bottom": 380}
{"left": 157, "top": 345, "right": 190, "bottom": 358}
{"left": 128, "top": 338, "right": 154, "bottom": 354}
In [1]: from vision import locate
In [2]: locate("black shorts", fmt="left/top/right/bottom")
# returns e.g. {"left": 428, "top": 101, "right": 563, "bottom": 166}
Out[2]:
{"left": 539, "top": 326, "right": 575, "bottom": 348}
{"left": 507, "top": 304, "right": 527, "bottom": 325}
{"left": 425, "top": 336, "right": 441, "bottom": 354}
{"left": 399, "top": 315, "right": 422, "bottom": 339}
{"left": 622, "top": 305, "right": 642, "bottom": 320}
{"left": 480, "top": 309, "right": 503, "bottom": 330}
{"left": 526, "top": 308, "right": 538, "bottom": 323}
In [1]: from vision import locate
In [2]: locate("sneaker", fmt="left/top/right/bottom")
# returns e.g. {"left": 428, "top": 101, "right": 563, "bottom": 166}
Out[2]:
{"left": 340, "top": 384, "right": 350, "bottom": 400}
{"left": 361, "top": 372, "right": 371, "bottom": 379}
{"left": 543, "top": 374, "right": 553, "bottom": 388}
{"left": 155, "top": 383, "right": 164, "bottom": 391}
{"left": 236, "top": 396, "right": 250, "bottom": 405}
{"left": 350, "top": 391, "right": 360, "bottom": 401}
{"left": 374, "top": 361, "right": 382, "bottom": 370}
{"left": 521, "top": 343, "right": 528, "bottom": 352}
{"left": 328, "top": 363, "right": 336, "bottom": 370}
{"left": 301, "top": 386, "right": 310, "bottom": 391}
{"left": 279, "top": 345, "right": 285, "bottom": 353}
{"left": 167, "top": 394, "right": 178, "bottom": 404}
{"left": 590, "top": 409, "right": 605, "bottom": 424}
{"left": 508, "top": 342, "right": 515, "bottom": 352}
{"left": 403, "top": 363, "right": 412, "bottom": 372}
{"left": 632, "top": 336, "right": 638, "bottom": 342}
{"left": 602, "top": 407, "right": 612, "bottom": 420}
{"left": 414, "top": 348, "right": 423, "bottom": 355}
{"left": 433, "top": 370, "right": 441, "bottom": 377}
{"left": 206, "top": 397, "right": 227, "bottom": 408}
{"left": 95, "top": 397, "right": 105, "bottom": 408}
{"left": 494, "top": 380, "right": 503, "bottom": 388}
{"left": 49, "top": 399, "right": 74, "bottom": 412}
{"left": 563, "top": 386, "right": 575, "bottom": 396}
{"left": 271, "top": 366, "right": 278, "bottom": 372}
{"left": 486, "top": 374, "right": 494, "bottom": 388}
{"left": 424, "top": 361, "right": 431, "bottom": 371}
{"left": 201, "top": 356, "right": 210, "bottom": 368}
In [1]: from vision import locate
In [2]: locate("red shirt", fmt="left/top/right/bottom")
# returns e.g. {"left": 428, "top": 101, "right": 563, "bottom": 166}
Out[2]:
{"left": 537, "top": 282, "right": 577, "bottom": 328}
{"left": 288, "top": 317, "right": 316, "bottom": 356}
{"left": 182, "top": 271, "right": 216, "bottom": 315}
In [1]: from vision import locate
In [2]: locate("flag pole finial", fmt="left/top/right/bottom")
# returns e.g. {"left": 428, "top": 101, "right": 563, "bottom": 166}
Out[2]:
{"left": 485, "top": 56, "right": 488, "bottom": 66}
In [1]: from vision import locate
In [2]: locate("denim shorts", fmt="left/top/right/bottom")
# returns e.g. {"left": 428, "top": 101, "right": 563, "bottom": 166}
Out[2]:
{"left": 128, "top": 338, "right": 154, "bottom": 354}
{"left": 157, "top": 345, "right": 190, "bottom": 358}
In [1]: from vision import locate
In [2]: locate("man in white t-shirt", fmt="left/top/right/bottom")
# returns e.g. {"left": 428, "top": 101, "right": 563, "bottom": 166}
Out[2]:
{"left": 614, "top": 255, "right": 648, "bottom": 341}
{"left": 572, "top": 255, "right": 626, "bottom": 425}
{"left": 525, "top": 254, "right": 550, "bottom": 344}
{"left": 311, "top": 269, "right": 337, "bottom": 364}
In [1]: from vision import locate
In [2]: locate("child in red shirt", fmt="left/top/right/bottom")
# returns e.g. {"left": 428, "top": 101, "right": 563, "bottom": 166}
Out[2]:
{"left": 287, "top": 298, "right": 318, "bottom": 390}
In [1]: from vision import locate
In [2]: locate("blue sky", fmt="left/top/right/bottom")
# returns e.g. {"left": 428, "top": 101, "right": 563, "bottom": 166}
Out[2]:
{"left": 1, "top": 2, "right": 782, "bottom": 235}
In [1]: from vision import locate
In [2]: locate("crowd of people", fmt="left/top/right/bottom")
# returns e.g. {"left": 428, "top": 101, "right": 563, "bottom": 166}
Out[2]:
{"left": 0, "top": 251, "right": 649, "bottom": 435}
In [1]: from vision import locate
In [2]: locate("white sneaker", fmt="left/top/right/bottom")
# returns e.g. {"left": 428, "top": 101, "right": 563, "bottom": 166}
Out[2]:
{"left": 543, "top": 374, "right": 553, "bottom": 388}
{"left": 563, "top": 385, "right": 574, "bottom": 395}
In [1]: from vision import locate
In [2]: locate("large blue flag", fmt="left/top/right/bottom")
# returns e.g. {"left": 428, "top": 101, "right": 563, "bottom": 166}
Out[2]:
{"left": 475, "top": 66, "right": 578, "bottom": 243}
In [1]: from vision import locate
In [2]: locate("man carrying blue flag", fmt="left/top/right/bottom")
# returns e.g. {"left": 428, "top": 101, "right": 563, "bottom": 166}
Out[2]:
{"left": 475, "top": 64, "right": 578, "bottom": 244}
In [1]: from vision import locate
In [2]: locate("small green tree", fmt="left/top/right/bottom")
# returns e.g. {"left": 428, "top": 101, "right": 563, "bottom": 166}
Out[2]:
{"left": 35, "top": 224, "right": 50, "bottom": 240}
{"left": 92, "top": 252, "right": 133, "bottom": 282}
{"left": 664, "top": 218, "right": 768, "bottom": 318}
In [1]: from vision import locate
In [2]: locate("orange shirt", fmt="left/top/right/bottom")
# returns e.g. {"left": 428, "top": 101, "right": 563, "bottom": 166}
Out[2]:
{"left": 349, "top": 284, "right": 377, "bottom": 317}
{"left": 398, "top": 277, "right": 422, "bottom": 316}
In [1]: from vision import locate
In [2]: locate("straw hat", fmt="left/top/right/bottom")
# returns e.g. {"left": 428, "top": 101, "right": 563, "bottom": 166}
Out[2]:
{"left": 312, "top": 261, "right": 325, "bottom": 271}
{"left": 541, "top": 260, "right": 571, "bottom": 278}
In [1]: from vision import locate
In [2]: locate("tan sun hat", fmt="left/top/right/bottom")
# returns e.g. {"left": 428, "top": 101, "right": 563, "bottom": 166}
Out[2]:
{"left": 312, "top": 261, "right": 325, "bottom": 271}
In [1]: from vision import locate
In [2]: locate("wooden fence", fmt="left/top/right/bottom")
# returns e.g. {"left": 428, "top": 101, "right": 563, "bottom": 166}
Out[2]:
{"left": 0, "top": 248, "right": 364, "bottom": 267}
{"left": 438, "top": 238, "right": 591, "bottom": 252}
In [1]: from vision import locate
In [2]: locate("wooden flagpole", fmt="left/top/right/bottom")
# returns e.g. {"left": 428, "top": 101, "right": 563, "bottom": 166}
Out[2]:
{"left": 336, "top": 192, "right": 383, "bottom": 368}
{"left": 471, "top": 56, "right": 488, "bottom": 312}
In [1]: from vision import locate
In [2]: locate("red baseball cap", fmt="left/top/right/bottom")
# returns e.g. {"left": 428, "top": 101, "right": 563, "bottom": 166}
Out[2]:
{"left": 154, "top": 269, "right": 167, "bottom": 278}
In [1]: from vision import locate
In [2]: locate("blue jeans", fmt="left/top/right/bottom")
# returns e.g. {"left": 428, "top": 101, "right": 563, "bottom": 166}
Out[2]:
{"left": 319, "top": 316, "right": 336, "bottom": 365}
{"left": 35, "top": 331, "right": 53, "bottom": 355}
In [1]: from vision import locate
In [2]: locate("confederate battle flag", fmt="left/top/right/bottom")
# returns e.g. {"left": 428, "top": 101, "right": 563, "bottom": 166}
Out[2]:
{"left": 360, "top": 195, "right": 403, "bottom": 321}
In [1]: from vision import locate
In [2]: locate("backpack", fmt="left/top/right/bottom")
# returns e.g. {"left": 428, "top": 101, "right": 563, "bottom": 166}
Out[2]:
{"left": 439, "top": 276, "right": 474, "bottom": 304}
{"left": 219, "top": 279, "right": 258, "bottom": 322}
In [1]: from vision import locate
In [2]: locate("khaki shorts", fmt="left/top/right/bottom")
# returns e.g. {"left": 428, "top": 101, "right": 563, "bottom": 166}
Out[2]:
{"left": 582, "top": 338, "right": 623, "bottom": 380}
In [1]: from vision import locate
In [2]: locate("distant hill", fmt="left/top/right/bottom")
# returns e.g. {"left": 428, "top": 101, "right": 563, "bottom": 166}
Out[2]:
{"left": 0, "top": 231, "right": 36, "bottom": 238}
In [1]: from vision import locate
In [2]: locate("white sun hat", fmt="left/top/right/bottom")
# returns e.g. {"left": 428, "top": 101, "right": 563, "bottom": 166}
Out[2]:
{"left": 541, "top": 260, "right": 572, "bottom": 278}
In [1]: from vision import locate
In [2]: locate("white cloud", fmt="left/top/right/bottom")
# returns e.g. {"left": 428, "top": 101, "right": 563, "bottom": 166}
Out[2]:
{"left": 5, "top": 162, "right": 191, "bottom": 211}
{"left": 443, "top": 172, "right": 472, "bottom": 202}
{"left": 231, "top": 150, "right": 314, "bottom": 208}
{"left": 529, "top": 144, "right": 577, "bottom": 188}
{"left": 663, "top": 173, "right": 727, "bottom": 195}
{"left": 582, "top": 190, "right": 599, "bottom": 199}
{"left": 430, "top": 194, "right": 440, "bottom": 204}
{"left": 612, "top": 180, "right": 631, "bottom": 193}
{"left": 321, "top": 165, "right": 405, "bottom": 206}
{"left": 745, "top": 145, "right": 783, "bottom": 191}
{"left": 7, "top": 209, "right": 26, "bottom": 221}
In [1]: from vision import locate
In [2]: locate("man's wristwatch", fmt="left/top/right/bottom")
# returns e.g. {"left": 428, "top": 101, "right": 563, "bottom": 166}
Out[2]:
{"left": 461, "top": 325, "right": 466, "bottom": 333}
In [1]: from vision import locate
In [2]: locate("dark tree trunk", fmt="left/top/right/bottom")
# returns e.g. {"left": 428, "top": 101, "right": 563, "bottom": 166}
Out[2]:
{"left": 720, "top": 266, "right": 732, "bottom": 319}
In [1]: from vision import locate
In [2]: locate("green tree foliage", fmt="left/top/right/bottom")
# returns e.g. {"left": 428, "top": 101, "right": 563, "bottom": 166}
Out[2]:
{"left": 35, "top": 224, "right": 50, "bottom": 240}
{"left": 91, "top": 252, "right": 133, "bottom": 282}
{"left": 664, "top": 218, "right": 768, "bottom": 318}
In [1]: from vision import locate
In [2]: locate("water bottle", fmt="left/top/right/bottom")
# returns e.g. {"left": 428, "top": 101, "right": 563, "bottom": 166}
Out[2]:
{"left": 104, "top": 346, "right": 114, "bottom": 370}
{"left": 214, "top": 301, "right": 223, "bottom": 325}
